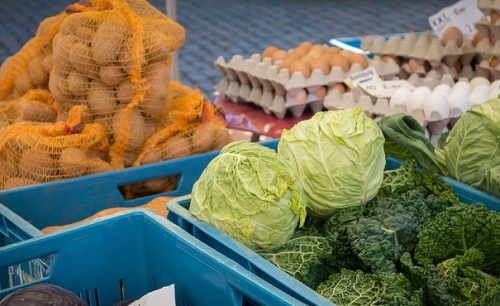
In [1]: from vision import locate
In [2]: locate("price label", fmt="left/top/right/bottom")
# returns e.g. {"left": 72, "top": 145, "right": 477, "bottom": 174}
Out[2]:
{"left": 358, "top": 80, "right": 415, "bottom": 99}
{"left": 344, "top": 67, "right": 383, "bottom": 89}
{"left": 428, "top": 0, "right": 484, "bottom": 40}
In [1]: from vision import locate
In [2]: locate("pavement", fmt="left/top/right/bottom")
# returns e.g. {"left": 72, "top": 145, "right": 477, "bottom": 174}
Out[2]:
{"left": 0, "top": 0, "right": 458, "bottom": 97}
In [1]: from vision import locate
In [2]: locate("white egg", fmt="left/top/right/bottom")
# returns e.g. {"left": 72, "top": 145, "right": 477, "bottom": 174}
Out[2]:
{"left": 468, "top": 90, "right": 490, "bottom": 108}
{"left": 389, "top": 87, "right": 412, "bottom": 109}
{"left": 433, "top": 84, "right": 452, "bottom": 97}
{"left": 422, "top": 92, "right": 450, "bottom": 121}
{"left": 451, "top": 86, "right": 470, "bottom": 97}
{"left": 489, "top": 89, "right": 499, "bottom": 99}
{"left": 470, "top": 76, "right": 490, "bottom": 88}
{"left": 447, "top": 91, "right": 471, "bottom": 118}
{"left": 453, "top": 80, "right": 472, "bottom": 92}
{"left": 414, "top": 86, "right": 432, "bottom": 95}
{"left": 405, "top": 87, "right": 431, "bottom": 117}
{"left": 490, "top": 79, "right": 500, "bottom": 92}
{"left": 472, "top": 83, "right": 491, "bottom": 95}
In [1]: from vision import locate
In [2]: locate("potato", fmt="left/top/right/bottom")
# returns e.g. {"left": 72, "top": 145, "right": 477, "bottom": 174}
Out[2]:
{"left": 28, "top": 56, "right": 49, "bottom": 86}
{"left": 100, "top": 65, "right": 124, "bottom": 87}
{"left": 48, "top": 70, "right": 70, "bottom": 100}
{"left": 14, "top": 69, "right": 33, "bottom": 95}
{"left": 139, "top": 146, "right": 162, "bottom": 165}
{"left": 144, "top": 34, "right": 170, "bottom": 64}
{"left": 212, "top": 127, "right": 231, "bottom": 150}
{"left": 66, "top": 71, "right": 89, "bottom": 96}
{"left": 74, "top": 26, "right": 95, "bottom": 42}
{"left": 87, "top": 157, "right": 113, "bottom": 175}
{"left": 142, "top": 62, "right": 170, "bottom": 119}
{"left": 87, "top": 80, "right": 117, "bottom": 115}
{"left": 162, "top": 135, "right": 191, "bottom": 160}
{"left": 19, "top": 100, "right": 57, "bottom": 123}
{"left": 112, "top": 107, "right": 149, "bottom": 150}
{"left": 3, "top": 177, "right": 38, "bottom": 190}
{"left": 68, "top": 42, "right": 98, "bottom": 77}
{"left": 52, "top": 34, "right": 72, "bottom": 70}
{"left": 116, "top": 79, "right": 134, "bottom": 105}
{"left": 58, "top": 147, "right": 88, "bottom": 178}
{"left": 191, "top": 121, "right": 217, "bottom": 154}
{"left": 18, "top": 147, "right": 59, "bottom": 182}
{"left": 42, "top": 54, "right": 53, "bottom": 74}
{"left": 122, "top": 149, "right": 137, "bottom": 168}
{"left": 0, "top": 56, "right": 13, "bottom": 75}
{"left": 92, "top": 19, "right": 131, "bottom": 66}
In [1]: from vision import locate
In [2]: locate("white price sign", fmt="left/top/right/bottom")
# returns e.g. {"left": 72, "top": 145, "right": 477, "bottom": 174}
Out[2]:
{"left": 358, "top": 80, "right": 415, "bottom": 99}
{"left": 428, "top": 0, "right": 484, "bottom": 40}
{"left": 344, "top": 67, "right": 383, "bottom": 89}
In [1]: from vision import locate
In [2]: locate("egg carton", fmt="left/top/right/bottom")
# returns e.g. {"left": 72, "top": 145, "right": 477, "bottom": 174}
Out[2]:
{"left": 324, "top": 73, "right": 497, "bottom": 143}
{"left": 214, "top": 53, "right": 399, "bottom": 118}
{"left": 360, "top": 31, "right": 478, "bottom": 69}
{"left": 476, "top": 0, "right": 500, "bottom": 40}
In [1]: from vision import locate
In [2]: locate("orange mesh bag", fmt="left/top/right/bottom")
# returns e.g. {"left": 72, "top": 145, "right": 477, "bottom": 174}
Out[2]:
{"left": 0, "top": 105, "right": 112, "bottom": 190}
{"left": 0, "top": 89, "right": 57, "bottom": 127}
{"left": 123, "top": 82, "right": 232, "bottom": 198}
{"left": 48, "top": 0, "right": 185, "bottom": 169}
{"left": 0, "top": 12, "right": 70, "bottom": 100}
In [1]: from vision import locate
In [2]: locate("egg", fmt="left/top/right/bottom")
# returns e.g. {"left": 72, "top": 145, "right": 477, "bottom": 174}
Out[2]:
{"left": 453, "top": 60, "right": 462, "bottom": 73}
{"left": 339, "top": 50, "right": 353, "bottom": 60}
{"left": 492, "top": 10, "right": 500, "bottom": 25}
{"left": 291, "top": 47, "right": 307, "bottom": 58}
{"left": 298, "top": 41, "right": 313, "bottom": 51}
{"left": 389, "top": 87, "right": 412, "bottom": 109}
{"left": 314, "top": 86, "right": 327, "bottom": 99}
{"left": 422, "top": 93, "right": 450, "bottom": 121}
{"left": 433, "top": 84, "right": 452, "bottom": 98}
{"left": 405, "top": 86, "right": 432, "bottom": 116}
{"left": 468, "top": 90, "right": 490, "bottom": 108}
{"left": 271, "top": 49, "right": 289, "bottom": 64}
{"left": 472, "top": 31, "right": 484, "bottom": 47}
{"left": 288, "top": 89, "right": 308, "bottom": 104}
{"left": 472, "top": 83, "right": 491, "bottom": 96}
{"left": 489, "top": 89, "right": 499, "bottom": 99}
{"left": 329, "top": 83, "right": 346, "bottom": 94}
{"left": 326, "top": 46, "right": 341, "bottom": 55}
{"left": 453, "top": 80, "right": 472, "bottom": 93}
{"left": 328, "top": 54, "right": 350, "bottom": 72}
{"left": 348, "top": 53, "right": 369, "bottom": 69}
{"left": 289, "top": 61, "right": 311, "bottom": 78}
{"left": 489, "top": 32, "right": 498, "bottom": 45}
{"left": 470, "top": 76, "right": 490, "bottom": 88}
{"left": 309, "top": 44, "right": 326, "bottom": 55}
{"left": 381, "top": 55, "right": 401, "bottom": 66}
{"left": 447, "top": 91, "right": 471, "bottom": 117}
{"left": 262, "top": 46, "right": 278, "bottom": 59}
{"left": 307, "top": 49, "right": 324, "bottom": 59}
{"left": 300, "top": 54, "right": 316, "bottom": 66}
{"left": 442, "top": 26, "right": 463, "bottom": 47}
{"left": 408, "top": 58, "right": 421, "bottom": 72}
{"left": 280, "top": 57, "right": 297, "bottom": 70}
{"left": 490, "top": 79, "right": 500, "bottom": 90}
{"left": 490, "top": 56, "right": 500, "bottom": 69}
{"left": 309, "top": 57, "right": 330, "bottom": 75}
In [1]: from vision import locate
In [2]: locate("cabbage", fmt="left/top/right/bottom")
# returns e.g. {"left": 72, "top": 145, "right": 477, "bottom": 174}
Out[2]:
{"left": 277, "top": 107, "right": 386, "bottom": 220}
{"left": 189, "top": 141, "right": 307, "bottom": 250}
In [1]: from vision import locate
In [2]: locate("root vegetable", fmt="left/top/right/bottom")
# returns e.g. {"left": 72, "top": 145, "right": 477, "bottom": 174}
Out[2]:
{"left": 48, "top": 70, "right": 70, "bottom": 100}
{"left": 66, "top": 71, "right": 89, "bottom": 96}
{"left": 42, "top": 54, "right": 53, "bottom": 73}
{"left": 18, "top": 147, "right": 58, "bottom": 182}
{"left": 58, "top": 147, "right": 88, "bottom": 178}
{"left": 14, "top": 69, "right": 33, "bottom": 94}
{"left": 112, "top": 107, "right": 149, "bottom": 150}
{"left": 92, "top": 19, "right": 131, "bottom": 66}
{"left": 162, "top": 135, "right": 191, "bottom": 160}
{"left": 19, "top": 100, "right": 57, "bottom": 123}
{"left": 74, "top": 26, "right": 95, "bottom": 42}
{"left": 87, "top": 80, "right": 117, "bottom": 115}
{"left": 142, "top": 62, "right": 170, "bottom": 119}
{"left": 191, "top": 121, "right": 217, "bottom": 154}
{"left": 144, "top": 34, "right": 170, "bottom": 64}
{"left": 100, "top": 65, "right": 124, "bottom": 87}
{"left": 3, "top": 177, "right": 38, "bottom": 190}
{"left": 28, "top": 56, "right": 49, "bottom": 86}
{"left": 116, "top": 79, "right": 134, "bottom": 104}
{"left": 68, "top": 42, "right": 98, "bottom": 77}
{"left": 87, "top": 156, "right": 113, "bottom": 174}
{"left": 212, "top": 127, "right": 231, "bottom": 150}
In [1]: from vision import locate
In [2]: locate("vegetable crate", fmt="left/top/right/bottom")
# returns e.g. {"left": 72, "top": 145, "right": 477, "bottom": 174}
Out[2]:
{"left": 0, "top": 209, "right": 308, "bottom": 306}
{"left": 166, "top": 156, "right": 500, "bottom": 306}
{"left": 0, "top": 140, "right": 278, "bottom": 249}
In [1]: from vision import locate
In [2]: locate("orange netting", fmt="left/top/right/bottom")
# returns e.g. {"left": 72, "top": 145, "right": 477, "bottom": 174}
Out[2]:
{"left": 0, "top": 89, "right": 57, "bottom": 128}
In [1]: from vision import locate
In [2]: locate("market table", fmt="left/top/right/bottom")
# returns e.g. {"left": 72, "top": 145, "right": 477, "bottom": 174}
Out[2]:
{"left": 213, "top": 95, "right": 314, "bottom": 141}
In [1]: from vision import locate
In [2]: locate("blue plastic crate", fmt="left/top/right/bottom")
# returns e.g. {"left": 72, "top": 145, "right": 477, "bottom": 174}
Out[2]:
{"left": 0, "top": 209, "right": 308, "bottom": 306}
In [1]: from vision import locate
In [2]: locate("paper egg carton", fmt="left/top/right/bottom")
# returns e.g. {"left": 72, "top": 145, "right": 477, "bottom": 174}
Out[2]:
{"left": 324, "top": 73, "right": 496, "bottom": 145}
{"left": 213, "top": 52, "right": 400, "bottom": 118}
{"left": 476, "top": 0, "right": 500, "bottom": 40}
{"left": 360, "top": 31, "right": 478, "bottom": 76}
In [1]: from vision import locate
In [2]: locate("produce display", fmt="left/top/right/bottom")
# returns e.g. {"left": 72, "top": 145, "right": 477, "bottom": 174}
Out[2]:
{"left": 0, "top": 283, "right": 87, "bottom": 306}
{"left": 0, "top": 0, "right": 232, "bottom": 196}
{"left": 187, "top": 105, "right": 500, "bottom": 305}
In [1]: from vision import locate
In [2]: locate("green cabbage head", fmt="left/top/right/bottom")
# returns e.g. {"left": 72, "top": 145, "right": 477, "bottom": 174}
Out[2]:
{"left": 189, "top": 141, "right": 307, "bottom": 250}
{"left": 278, "top": 107, "right": 386, "bottom": 220}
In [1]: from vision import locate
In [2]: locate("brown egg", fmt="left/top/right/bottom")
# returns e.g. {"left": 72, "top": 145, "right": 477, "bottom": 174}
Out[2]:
{"left": 339, "top": 50, "right": 353, "bottom": 60}
{"left": 408, "top": 58, "right": 420, "bottom": 72}
{"left": 490, "top": 56, "right": 500, "bottom": 68}
{"left": 309, "top": 44, "right": 326, "bottom": 55}
{"left": 492, "top": 10, "right": 500, "bottom": 25}
{"left": 454, "top": 60, "right": 462, "bottom": 73}
{"left": 299, "top": 41, "right": 313, "bottom": 51}
{"left": 328, "top": 54, "right": 350, "bottom": 72}
{"left": 490, "top": 32, "right": 498, "bottom": 45}
{"left": 326, "top": 46, "right": 341, "bottom": 55}
{"left": 307, "top": 49, "right": 324, "bottom": 59}
{"left": 280, "top": 57, "right": 297, "bottom": 70}
{"left": 262, "top": 46, "right": 278, "bottom": 59}
{"left": 314, "top": 86, "right": 328, "bottom": 99}
{"left": 442, "top": 26, "right": 463, "bottom": 47}
{"left": 472, "top": 31, "right": 484, "bottom": 47}
{"left": 309, "top": 57, "right": 330, "bottom": 75}
{"left": 320, "top": 52, "right": 332, "bottom": 62}
{"left": 300, "top": 54, "right": 316, "bottom": 65}
{"left": 271, "top": 49, "right": 289, "bottom": 63}
{"left": 381, "top": 55, "right": 401, "bottom": 66}
{"left": 329, "top": 83, "right": 347, "bottom": 94}
{"left": 348, "top": 53, "right": 369, "bottom": 69}
{"left": 291, "top": 47, "right": 307, "bottom": 58}
{"left": 289, "top": 61, "right": 311, "bottom": 78}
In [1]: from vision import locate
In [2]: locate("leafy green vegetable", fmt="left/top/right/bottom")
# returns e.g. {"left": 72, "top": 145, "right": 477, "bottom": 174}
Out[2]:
{"left": 255, "top": 236, "right": 332, "bottom": 289}
{"left": 316, "top": 269, "right": 424, "bottom": 305}
{"left": 377, "top": 113, "right": 446, "bottom": 174}
{"left": 278, "top": 107, "right": 386, "bottom": 220}
{"left": 415, "top": 204, "right": 500, "bottom": 276}
{"left": 189, "top": 141, "right": 307, "bottom": 250}
{"left": 437, "top": 248, "right": 498, "bottom": 303}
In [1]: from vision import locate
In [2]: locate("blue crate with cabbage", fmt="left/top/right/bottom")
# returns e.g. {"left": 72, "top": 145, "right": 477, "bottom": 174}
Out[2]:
{"left": 168, "top": 101, "right": 500, "bottom": 306}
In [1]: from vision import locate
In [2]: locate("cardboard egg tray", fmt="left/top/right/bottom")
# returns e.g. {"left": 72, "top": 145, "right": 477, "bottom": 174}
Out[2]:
{"left": 214, "top": 53, "right": 400, "bottom": 119}
{"left": 476, "top": 0, "right": 500, "bottom": 40}
{"left": 323, "top": 72, "right": 472, "bottom": 141}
